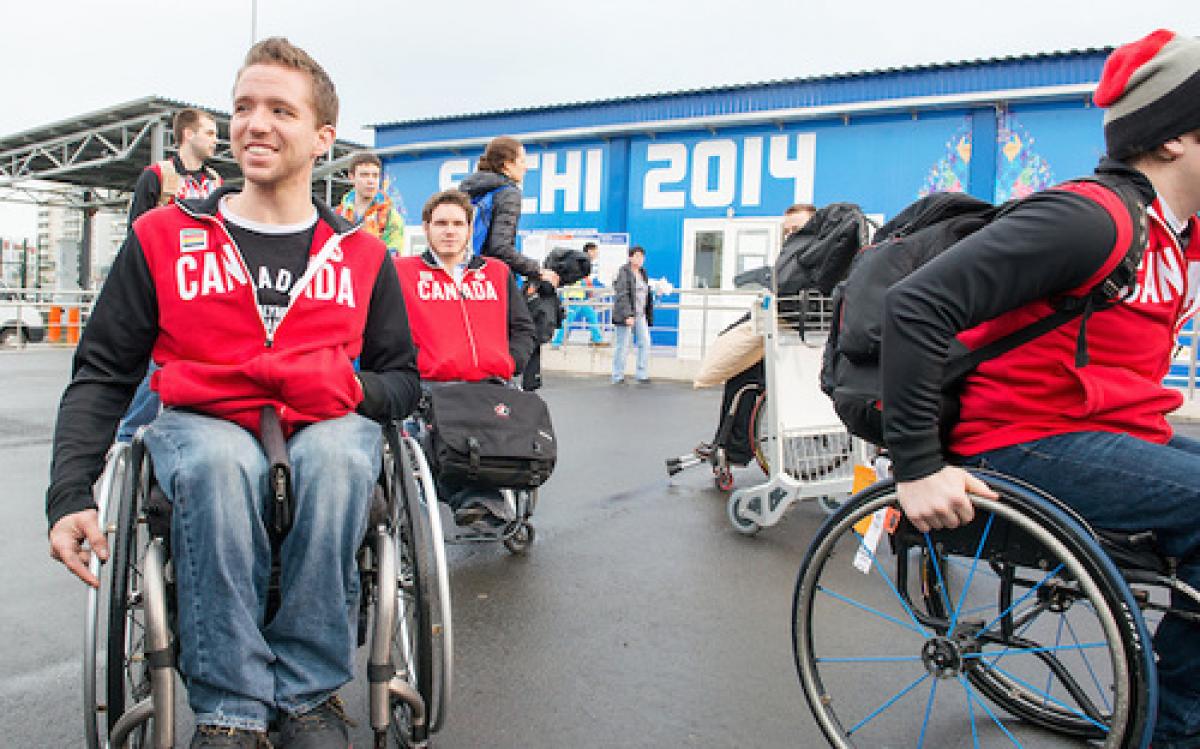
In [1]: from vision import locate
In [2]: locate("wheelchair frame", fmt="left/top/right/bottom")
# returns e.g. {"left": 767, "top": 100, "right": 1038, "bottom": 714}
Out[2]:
{"left": 82, "top": 422, "right": 453, "bottom": 749}
{"left": 793, "top": 469, "right": 1200, "bottom": 747}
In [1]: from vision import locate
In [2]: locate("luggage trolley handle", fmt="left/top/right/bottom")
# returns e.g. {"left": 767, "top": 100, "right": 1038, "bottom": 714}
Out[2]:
{"left": 259, "top": 406, "right": 294, "bottom": 537}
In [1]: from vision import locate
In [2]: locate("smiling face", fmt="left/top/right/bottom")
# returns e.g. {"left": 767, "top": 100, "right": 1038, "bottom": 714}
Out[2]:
{"left": 230, "top": 63, "right": 335, "bottom": 190}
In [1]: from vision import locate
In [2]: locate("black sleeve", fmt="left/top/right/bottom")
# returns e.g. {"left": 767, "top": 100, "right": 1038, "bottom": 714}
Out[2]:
{"left": 46, "top": 231, "right": 158, "bottom": 529}
{"left": 128, "top": 168, "right": 161, "bottom": 224}
{"left": 881, "top": 190, "right": 1119, "bottom": 481}
{"left": 506, "top": 272, "right": 538, "bottom": 372}
{"left": 357, "top": 255, "right": 422, "bottom": 422}
{"left": 483, "top": 187, "right": 542, "bottom": 280}
{"left": 612, "top": 266, "right": 632, "bottom": 323}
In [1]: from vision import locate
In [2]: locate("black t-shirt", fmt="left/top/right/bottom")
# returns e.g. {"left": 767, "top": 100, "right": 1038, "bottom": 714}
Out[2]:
{"left": 221, "top": 207, "right": 316, "bottom": 338}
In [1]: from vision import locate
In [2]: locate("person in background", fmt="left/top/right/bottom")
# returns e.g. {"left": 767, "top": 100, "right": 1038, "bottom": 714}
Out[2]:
{"left": 336, "top": 151, "right": 405, "bottom": 256}
{"left": 551, "top": 242, "right": 605, "bottom": 347}
{"left": 118, "top": 108, "right": 226, "bottom": 443}
{"left": 128, "top": 108, "right": 223, "bottom": 223}
{"left": 611, "top": 245, "right": 653, "bottom": 384}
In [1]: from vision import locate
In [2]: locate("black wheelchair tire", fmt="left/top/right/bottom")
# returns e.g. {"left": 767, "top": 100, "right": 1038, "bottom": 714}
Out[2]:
{"left": 792, "top": 475, "right": 1156, "bottom": 748}
{"left": 104, "top": 444, "right": 152, "bottom": 745}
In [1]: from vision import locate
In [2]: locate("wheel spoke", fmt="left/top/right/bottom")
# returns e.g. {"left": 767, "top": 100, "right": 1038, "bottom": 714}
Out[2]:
{"left": 916, "top": 678, "right": 938, "bottom": 749}
{"left": 948, "top": 513, "right": 996, "bottom": 634}
{"left": 846, "top": 671, "right": 931, "bottom": 736}
{"left": 979, "top": 563, "right": 1065, "bottom": 636}
{"left": 816, "top": 585, "right": 927, "bottom": 638}
{"left": 988, "top": 664, "right": 1110, "bottom": 732}
{"left": 1064, "top": 614, "right": 1112, "bottom": 713}
{"left": 851, "top": 529, "right": 931, "bottom": 637}
{"left": 959, "top": 674, "right": 1025, "bottom": 748}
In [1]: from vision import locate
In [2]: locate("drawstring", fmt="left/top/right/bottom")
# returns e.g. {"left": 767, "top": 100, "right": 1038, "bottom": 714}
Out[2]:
{"left": 1074, "top": 295, "right": 1097, "bottom": 368}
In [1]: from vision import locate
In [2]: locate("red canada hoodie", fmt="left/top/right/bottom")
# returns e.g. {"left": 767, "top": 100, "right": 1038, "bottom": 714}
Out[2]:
{"left": 952, "top": 182, "right": 1200, "bottom": 455}
{"left": 136, "top": 196, "right": 387, "bottom": 438}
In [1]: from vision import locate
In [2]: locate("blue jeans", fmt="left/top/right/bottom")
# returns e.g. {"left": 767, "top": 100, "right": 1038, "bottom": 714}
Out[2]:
{"left": 116, "top": 366, "right": 160, "bottom": 443}
{"left": 551, "top": 304, "right": 603, "bottom": 345}
{"left": 144, "top": 409, "right": 381, "bottom": 730}
{"left": 611, "top": 317, "right": 650, "bottom": 382}
{"left": 965, "top": 431, "right": 1200, "bottom": 748}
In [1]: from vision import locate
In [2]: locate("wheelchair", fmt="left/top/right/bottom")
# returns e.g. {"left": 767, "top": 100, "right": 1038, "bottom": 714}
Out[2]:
{"left": 792, "top": 468, "right": 1200, "bottom": 747}
{"left": 82, "top": 417, "right": 453, "bottom": 749}
{"left": 404, "top": 408, "right": 538, "bottom": 556}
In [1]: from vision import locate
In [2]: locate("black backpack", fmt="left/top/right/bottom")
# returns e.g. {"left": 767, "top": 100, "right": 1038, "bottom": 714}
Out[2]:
{"left": 734, "top": 203, "right": 874, "bottom": 335}
{"left": 820, "top": 178, "right": 1148, "bottom": 447}
{"left": 543, "top": 247, "right": 593, "bottom": 287}
{"left": 426, "top": 381, "right": 557, "bottom": 489}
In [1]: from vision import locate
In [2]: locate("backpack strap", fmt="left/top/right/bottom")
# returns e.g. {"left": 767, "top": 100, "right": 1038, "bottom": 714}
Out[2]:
{"left": 156, "top": 159, "right": 180, "bottom": 206}
{"left": 943, "top": 177, "right": 1147, "bottom": 382}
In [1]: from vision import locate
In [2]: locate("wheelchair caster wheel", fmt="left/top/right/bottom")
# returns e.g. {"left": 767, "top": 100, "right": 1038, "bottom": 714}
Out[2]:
{"left": 714, "top": 467, "right": 735, "bottom": 492}
{"left": 816, "top": 495, "right": 844, "bottom": 515}
{"left": 504, "top": 522, "right": 535, "bottom": 554}
{"left": 727, "top": 495, "right": 760, "bottom": 536}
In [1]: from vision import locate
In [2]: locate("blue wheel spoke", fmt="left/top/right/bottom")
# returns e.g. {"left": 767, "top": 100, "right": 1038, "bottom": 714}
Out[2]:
{"left": 949, "top": 513, "right": 997, "bottom": 634}
{"left": 1064, "top": 614, "right": 1112, "bottom": 713}
{"left": 959, "top": 675, "right": 1025, "bottom": 748}
{"left": 990, "top": 664, "right": 1110, "bottom": 731}
{"left": 963, "top": 642, "right": 1108, "bottom": 659}
{"left": 816, "top": 585, "right": 926, "bottom": 638}
{"left": 847, "top": 672, "right": 931, "bottom": 736}
{"left": 1043, "top": 614, "right": 1066, "bottom": 707}
{"left": 917, "top": 678, "right": 938, "bottom": 749}
{"left": 980, "top": 562, "right": 1065, "bottom": 636}
{"left": 817, "top": 655, "right": 925, "bottom": 664}
{"left": 851, "top": 528, "right": 930, "bottom": 637}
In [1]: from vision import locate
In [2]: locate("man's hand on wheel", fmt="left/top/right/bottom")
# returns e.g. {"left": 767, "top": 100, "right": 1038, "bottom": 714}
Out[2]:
{"left": 49, "top": 509, "right": 107, "bottom": 588}
{"left": 896, "top": 466, "right": 997, "bottom": 533}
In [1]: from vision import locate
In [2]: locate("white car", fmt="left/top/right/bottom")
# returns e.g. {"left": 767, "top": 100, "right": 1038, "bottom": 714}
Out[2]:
{"left": 0, "top": 284, "right": 46, "bottom": 346}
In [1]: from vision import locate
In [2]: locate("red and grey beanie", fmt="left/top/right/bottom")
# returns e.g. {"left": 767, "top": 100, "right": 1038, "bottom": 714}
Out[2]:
{"left": 1094, "top": 29, "right": 1200, "bottom": 160}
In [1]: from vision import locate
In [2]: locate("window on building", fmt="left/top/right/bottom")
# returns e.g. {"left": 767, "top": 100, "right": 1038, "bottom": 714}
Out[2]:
{"left": 693, "top": 230, "right": 723, "bottom": 289}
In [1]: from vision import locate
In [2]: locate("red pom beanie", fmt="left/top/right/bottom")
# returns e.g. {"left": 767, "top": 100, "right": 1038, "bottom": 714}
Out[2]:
{"left": 1094, "top": 29, "right": 1200, "bottom": 160}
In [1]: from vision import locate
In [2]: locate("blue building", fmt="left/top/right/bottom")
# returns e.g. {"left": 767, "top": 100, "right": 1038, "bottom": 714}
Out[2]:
{"left": 371, "top": 48, "right": 1114, "bottom": 351}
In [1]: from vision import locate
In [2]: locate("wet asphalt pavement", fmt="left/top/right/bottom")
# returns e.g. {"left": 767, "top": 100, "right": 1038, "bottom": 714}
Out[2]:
{"left": 4, "top": 348, "right": 1198, "bottom": 747}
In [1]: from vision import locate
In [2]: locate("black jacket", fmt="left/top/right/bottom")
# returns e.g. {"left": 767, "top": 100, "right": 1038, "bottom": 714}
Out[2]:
{"left": 881, "top": 159, "right": 1157, "bottom": 481}
{"left": 612, "top": 263, "right": 653, "bottom": 326}
{"left": 458, "top": 170, "right": 541, "bottom": 281}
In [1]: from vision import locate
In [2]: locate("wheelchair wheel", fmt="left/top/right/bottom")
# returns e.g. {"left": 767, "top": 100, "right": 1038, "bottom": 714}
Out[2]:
{"left": 389, "top": 435, "right": 453, "bottom": 742}
{"left": 793, "top": 474, "right": 1155, "bottom": 748}
{"left": 750, "top": 392, "right": 770, "bottom": 475}
{"left": 503, "top": 521, "right": 535, "bottom": 554}
{"left": 104, "top": 444, "right": 154, "bottom": 747}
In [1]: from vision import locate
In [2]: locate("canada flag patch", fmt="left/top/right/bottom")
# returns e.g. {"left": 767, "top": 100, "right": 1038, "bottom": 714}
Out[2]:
{"left": 179, "top": 228, "right": 208, "bottom": 253}
{"left": 494, "top": 402, "right": 511, "bottom": 418}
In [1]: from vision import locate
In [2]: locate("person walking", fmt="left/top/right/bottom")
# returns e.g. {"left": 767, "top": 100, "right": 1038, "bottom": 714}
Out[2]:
{"left": 611, "top": 245, "right": 653, "bottom": 384}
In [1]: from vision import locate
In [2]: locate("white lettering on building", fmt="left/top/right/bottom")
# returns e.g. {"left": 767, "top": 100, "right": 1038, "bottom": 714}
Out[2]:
{"left": 642, "top": 133, "right": 817, "bottom": 210}
{"left": 437, "top": 149, "right": 604, "bottom": 215}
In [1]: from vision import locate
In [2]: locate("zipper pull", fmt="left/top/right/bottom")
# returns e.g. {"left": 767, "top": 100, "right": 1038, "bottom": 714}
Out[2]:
{"left": 265, "top": 336, "right": 273, "bottom": 349}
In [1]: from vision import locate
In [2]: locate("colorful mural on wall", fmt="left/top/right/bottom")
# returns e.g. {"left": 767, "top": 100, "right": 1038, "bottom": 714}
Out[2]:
{"left": 918, "top": 121, "right": 971, "bottom": 197}
{"left": 995, "top": 113, "right": 1056, "bottom": 202}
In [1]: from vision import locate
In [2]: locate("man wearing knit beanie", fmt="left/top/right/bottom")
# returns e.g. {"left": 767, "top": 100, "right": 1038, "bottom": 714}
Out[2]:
{"left": 1094, "top": 29, "right": 1200, "bottom": 161}
{"left": 880, "top": 29, "right": 1200, "bottom": 748}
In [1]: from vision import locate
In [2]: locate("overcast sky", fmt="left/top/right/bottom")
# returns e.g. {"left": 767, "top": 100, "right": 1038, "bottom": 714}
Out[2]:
{"left": 3, "top": 0, "right": 1200, "bottom": 237}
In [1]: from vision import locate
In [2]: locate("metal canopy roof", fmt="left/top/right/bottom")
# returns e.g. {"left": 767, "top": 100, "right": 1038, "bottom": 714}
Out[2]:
{"left": 0, "top": 96, "right": 365, "bottom": 206}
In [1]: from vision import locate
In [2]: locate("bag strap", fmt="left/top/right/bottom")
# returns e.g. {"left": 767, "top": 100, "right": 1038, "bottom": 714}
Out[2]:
{"left": 944, "top": 177, "right": 1147, "bottom": 381}
{"left": 157, "top": 159, "right": 180, "bottom": 206}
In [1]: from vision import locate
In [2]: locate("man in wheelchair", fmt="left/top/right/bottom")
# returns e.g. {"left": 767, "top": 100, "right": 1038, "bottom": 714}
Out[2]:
{"left": 881, "top": 30, "right": 1200, "bottom": 748}
{"left": 45, "top": 39, "right": 421, "bottom": 748}
{"left": 393, "top": 189, "right": 538, "bottom": 530}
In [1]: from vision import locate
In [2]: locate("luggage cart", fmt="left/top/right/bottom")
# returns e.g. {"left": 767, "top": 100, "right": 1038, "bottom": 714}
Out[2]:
{"left": 726, "top": 290, "right": 868, "bottom": 534}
